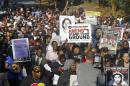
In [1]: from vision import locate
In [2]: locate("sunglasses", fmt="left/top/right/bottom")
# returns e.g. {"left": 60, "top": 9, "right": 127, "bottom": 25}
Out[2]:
{"left": 33, "top": 70, "right": 41, "bottom": 73}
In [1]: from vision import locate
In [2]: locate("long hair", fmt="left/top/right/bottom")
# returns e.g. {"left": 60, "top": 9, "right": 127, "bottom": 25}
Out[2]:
{"left": 62, "top": 18, "right": 71, "bottom": 31}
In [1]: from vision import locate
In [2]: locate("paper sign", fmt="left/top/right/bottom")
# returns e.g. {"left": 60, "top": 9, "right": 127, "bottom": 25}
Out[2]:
{"left": 70, "top": 75, "right": 79, "bottom": 86}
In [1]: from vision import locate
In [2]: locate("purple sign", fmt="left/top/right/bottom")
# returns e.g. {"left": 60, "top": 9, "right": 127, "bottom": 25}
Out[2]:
{"left": 12, "top": 38, "right": 30, "bottom": 62}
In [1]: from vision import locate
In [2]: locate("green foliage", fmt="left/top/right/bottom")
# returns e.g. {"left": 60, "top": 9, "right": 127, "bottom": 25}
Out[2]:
{"left": 118, "top": 1, "right": 130, "bottom": 14}
{"left": 100, "top": 0, "right": 130, "bottom": 14}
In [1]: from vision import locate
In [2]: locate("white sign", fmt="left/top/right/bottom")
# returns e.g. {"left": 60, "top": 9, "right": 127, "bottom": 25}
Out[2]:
{"left": 53, "top": 74, "right": 60, "bottom": 85}
{"left": 59, "top": 16, "right": 75, "bottom": 42}
{"left": 67, "top": 24, "right": 92, "bottom": 43}
{"left": 70, "top": 75, "right": 79, "bottom": 86}
{"left": 85, "top": 16, "right": 97, "bottom": 25}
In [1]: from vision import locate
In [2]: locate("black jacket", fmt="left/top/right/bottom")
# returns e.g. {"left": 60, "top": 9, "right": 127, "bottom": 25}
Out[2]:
{"left": 57, "top": 70, "right": 70, "bottom": 86}
{"left": 20, "top": 75, "right": 49, "bottom": 86}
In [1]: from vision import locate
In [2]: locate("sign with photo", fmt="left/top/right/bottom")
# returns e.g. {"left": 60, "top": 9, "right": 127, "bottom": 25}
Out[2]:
{"left": 99, "top": 29, "right": 118, "bottom": 51}
{"left": 59, "top": 16, "right": 75, "bottom": 41}
{"left": 112, "top": 27, "right": 124, "bottom": 40}
{"left": 105, "top": 67, "right": 129, "bottom": 86}
{"left": 99, "top": 26, "right": 123, "bottom": 52}
{"left": 12, "top": 38, "right": 30, "bottom": 62}
{"left": 67, "top": 24, "right": 92, "bottom": 43}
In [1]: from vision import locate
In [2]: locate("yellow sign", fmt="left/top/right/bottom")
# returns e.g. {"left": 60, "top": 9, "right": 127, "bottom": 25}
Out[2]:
{"left": 38, "top": 83, "right": 45, "bottom": 86}
{"left": 85, "top": 11, "right": 101, "bottom": 16}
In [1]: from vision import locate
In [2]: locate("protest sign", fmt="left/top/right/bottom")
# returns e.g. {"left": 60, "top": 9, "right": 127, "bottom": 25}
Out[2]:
{"left": 85, "top": 11, "right": 101, "bottom": 25}
{"left": 112, "top": 27, "right": 124, "bottom": 40}
{"left": 129, "top": 41, "right": 130, "bottom": 48}
{"left": 70, "top": 75, "right": 79, "bottom": 86}
{"left": 12, "top": 38, "right": 30, "bottom": 62}
{"left": 105, "top": 67, "right": 129, "bottom": 86}
{"left": 85, "top": 16, "right": 97, "bottom": 25}
{"left": 59, "top": 16, "right": 75, "bottom": 42}
{"left": 53, "top": 74, "right": 60, "bottom": 85}
{"left": 122, "top": 28, "right": 130, "bottom": 41}
{"left": 99, "top": 26, "right": 123, "bottom": 52}
{"left": 67, "top": 24, "right": 92, "bottom": 43}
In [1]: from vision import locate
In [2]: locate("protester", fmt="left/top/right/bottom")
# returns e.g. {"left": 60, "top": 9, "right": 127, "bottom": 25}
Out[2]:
{"left": 31, "top": 47, "right": 46, "bottom": 66}
{"left": 0, "top": 46, "right": 9, "bottom": 86}
{"left": 20, "top": 65, "right": 49, "bottom": 86}
{"left": 45, "top": 41, "right": 59, "bottom": 62}
{"left": 92, "top": 28, "right": 102, "bottom": 49}
{"left": 118, "top": 53, "right": 130, "bottom": 68}
{"left": 5, "top": 56, "right": 23, "bottom": 86}
{"left": 0, "top": 1, "right": 130, "bottom": 86}
{"left": 57, "top": 61, "right": 79, "bottom": 86}
{"left": 77, "top": 56, "right": 105, "bottom": 86}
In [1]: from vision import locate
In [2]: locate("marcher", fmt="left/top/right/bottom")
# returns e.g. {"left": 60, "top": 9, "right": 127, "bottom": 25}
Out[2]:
{"left": 0, "top": 1, "right": 130, "bottom": 86}
{"left": 20, "top": 65, "right": 49, "bottom": 86}
{"left": 77, "top": 57, "right": 105, "bottom": 86}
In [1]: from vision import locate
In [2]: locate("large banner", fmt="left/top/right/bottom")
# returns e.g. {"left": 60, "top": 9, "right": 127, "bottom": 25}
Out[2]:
{"left": 105, "top": 67, "right": 129, "bottom": 86}
{"left": 67, "top": 24, "right": 92, "bottom": 43}
{"left": 12, "top": 38, "right": 30, "bottom": 62}
{"left": 59, "top": 16, "right": 75, "bottom": 41}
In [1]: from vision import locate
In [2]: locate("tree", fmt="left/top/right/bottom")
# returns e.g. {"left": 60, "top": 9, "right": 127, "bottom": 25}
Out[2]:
{"left": 111, "top": 0, "right": 117, "bottom": 15}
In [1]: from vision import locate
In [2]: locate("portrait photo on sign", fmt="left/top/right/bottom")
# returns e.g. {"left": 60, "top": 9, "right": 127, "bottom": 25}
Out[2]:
{"left": 105, "top": 67, "right": 129, "bottom": 86}
{"left": 62, "top": 18, "right": 72, "bottom": 33}
{"left": 59, "top": 16, "right": 75, "bottom": 41}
